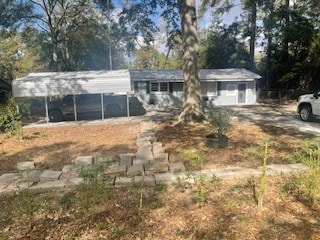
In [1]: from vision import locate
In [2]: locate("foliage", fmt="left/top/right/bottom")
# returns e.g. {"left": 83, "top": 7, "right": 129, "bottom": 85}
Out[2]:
{"left": 206, "top": 109, "right": 231, "bottom": 138}
{"left": 0, "top": 29, "right": 43, "bottom": 80}
{"left": 0, "top": 97, "right": 22, "bottom": 136}
{"left": 16, "top": 97, "right": 46, "bottom": 121}
{"left": 193, "top": 174, "right": 219, "bottom": 204}
{"left": 0, "top": 0, "right": 33, "bottom": 28}
{"left": 134, "top": 46, "right": 166, "bottom": 69}
{"left": 77, "top": 164, "right": 113, "bottom": 210}
{"left": 283, "top": 140, "right": 320, "bottom": 207}
{"left": 193, "top": 175, "right": 208, "bottom": 203}
{"left": 180, "top": 149, "right": 205, "bottom": 170}
{"left": 14, "top": 189, "right": 37, "bottom": 223}
{"left": 200, "top": 23, "right": 251, "bottom": 69}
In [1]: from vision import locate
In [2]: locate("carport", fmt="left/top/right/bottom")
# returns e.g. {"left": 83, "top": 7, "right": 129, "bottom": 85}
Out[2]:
{"left": 12, "top": 70, "right": 132, "bottom": 124}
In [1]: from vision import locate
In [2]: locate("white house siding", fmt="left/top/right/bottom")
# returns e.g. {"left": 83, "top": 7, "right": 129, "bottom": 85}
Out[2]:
{"left": 214, "top": 81, "right": 256, "bottom": 106}
{"left": 134, "top": 81, "right": 183, "bottom": 108}
{"left": 134, "top": 79, "right": 257, "bottom": 108}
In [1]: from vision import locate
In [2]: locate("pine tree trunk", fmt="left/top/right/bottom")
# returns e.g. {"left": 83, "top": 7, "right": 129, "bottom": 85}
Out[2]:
{"left": 249, "top": 0, "right": 257, "bottom": 69}
{"left": 178, "top": 0, "right": 204, "bottom": 122}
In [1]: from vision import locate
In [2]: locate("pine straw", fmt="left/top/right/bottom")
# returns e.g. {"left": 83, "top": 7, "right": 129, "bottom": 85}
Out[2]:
{"left": 0, "top": 121, "right": 140, "bottom": 174}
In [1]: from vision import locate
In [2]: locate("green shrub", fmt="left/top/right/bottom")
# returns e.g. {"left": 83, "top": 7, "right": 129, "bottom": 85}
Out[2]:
{"left": 16, "top": 97, "right": 46, "bottom": 120}
{"left": 0, "top": 97, "right": 22, "bottom": 135}
{"left": 206, "top": 109, "right": 231, "bottom": 138}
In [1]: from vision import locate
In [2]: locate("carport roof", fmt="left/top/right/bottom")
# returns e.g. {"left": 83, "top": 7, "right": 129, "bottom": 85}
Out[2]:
{"left": 12, "top": 70, "right": 131, "bottom": 97}
{"left": 129, "top": 68, "right": 261, "bottom": 82}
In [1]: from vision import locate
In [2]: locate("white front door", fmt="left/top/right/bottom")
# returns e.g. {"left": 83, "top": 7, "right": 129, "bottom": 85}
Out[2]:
{"left": 238, "top": 83, "right": 247, "bottom": 104}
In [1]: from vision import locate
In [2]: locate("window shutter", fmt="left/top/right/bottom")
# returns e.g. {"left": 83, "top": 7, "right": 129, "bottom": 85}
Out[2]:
{"left": 218, "top": 82, "right": 221, "bottom": 96}
{"left": 134, "top": 81, "right": 139, "bottom": 92}
{"left": 146, "top": 81, "right": 150, "bottom": 94}
{"left": 169, "top": 82, "right": 173, "bottom": 93}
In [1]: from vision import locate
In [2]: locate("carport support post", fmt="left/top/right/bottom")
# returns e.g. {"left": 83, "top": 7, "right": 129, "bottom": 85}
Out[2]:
{"left": 73, "top": 94, "right": 77, "bottom": 122}
{"left": 45, "top": 96, "right": 49, "bottom": 125}
{"left": 126, "top": 92, "right": 130, "bottom": 119}
{"left": 101, "top": 93, "right": 105, "bottom": 120}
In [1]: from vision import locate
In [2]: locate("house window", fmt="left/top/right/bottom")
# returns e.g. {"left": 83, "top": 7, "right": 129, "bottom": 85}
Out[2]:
{"left": 202, "top": 82, "right": 217, "bottom": 96}
{"left": 151, "top": 82, "right": 159, "bottom": 92}
{"left": 207, "top": 82, "right": 217, "bottom": 96}
{"left": 160, "top": 82, "right": 168, "bottom": 91}
{"left": 227, "top": 84, "right": 236, "bottom": 96}
{"left": 150, "top": 82, "right": 169, "bottom": 93}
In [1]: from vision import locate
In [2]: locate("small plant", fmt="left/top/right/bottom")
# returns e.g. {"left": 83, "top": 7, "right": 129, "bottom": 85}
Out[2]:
{"left": 244, "top": 145, "right": 265, "bottom": 159}
{"left": 13, "top": 188, "right": 37, "bottom": 230}
{"left": 193, "top": 174, "right": 208, "bottom": 203}
{"left": 107, "top": 223, "right": 125, "bottom": 239}
{"left": 304, "top": 148, "right": 320, "bottom": 205}
{"left": 285, "top": 140, "right": 320, "bottom": 206}
{"left": 193, "top": 174, "right": 219, "bottom": 204}
{"left": 80, "top": 164, "right": 104, "bottom": 185}
{"left": 206, "top": 109, "right": 231, "bottom": 138}
{"left": 139, "top": 174, "right": 145, "bottom": 211}
{"left": 77, "top": 165, "right": 113, "bottom": 210}
{"left": 59, "top": 192, "right": 76, "bottom": 209}
{"left": 258, "top": 141, "right": 269, "bottom": 211}
{"left": 181, "top": 149, "right": 205, "bottom": 170}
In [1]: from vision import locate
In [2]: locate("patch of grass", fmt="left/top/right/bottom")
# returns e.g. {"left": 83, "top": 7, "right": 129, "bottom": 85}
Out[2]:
{"left": 193, "top": 174, "right": 219, "bottom": 204}
{"left": 223, "top": 198, "right": 237, "bottom": 212}
{"left": 155, "top": 183, "right": 167, "bottom": 192}
{"left": 180, "top": 149, "right": 205, "bottom": 170}
{"left": 149, "top": 199, "right": 164, "bottom": 209}
{"left": 224, "top": 182, "right": 253, "bottom": 202}
{"left": 244, "top": 145, "right": 264, "bottom": 159}
{"left": 59, "top": 191, "right": 76, "bottom": 209}
{"left": 0, "top": 195, "right": 15, "bottom": 227}
{"left": 107, "top": 223, "right": 125, "bottom": 240}
{"left": 283, "top": 140, "right": 320, "bottom": 206}
{"left": 76, "top": 165, "right": 113, "bottom": 210}
{"left": 8, "top": 188, "right": 41, "bottom": 231}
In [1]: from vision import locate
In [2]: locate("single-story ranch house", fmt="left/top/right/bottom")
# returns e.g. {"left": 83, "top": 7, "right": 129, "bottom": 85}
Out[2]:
{"left": 130, "top": 68, "right": 261, "bottom": 108}
{"left": 12, "top": 68, "right": 261, "bottom": 122}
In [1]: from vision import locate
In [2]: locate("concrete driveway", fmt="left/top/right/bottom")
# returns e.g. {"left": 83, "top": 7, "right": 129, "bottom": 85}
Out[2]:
{"left": 228, "top": 101, "right": 320, "bottom": 136}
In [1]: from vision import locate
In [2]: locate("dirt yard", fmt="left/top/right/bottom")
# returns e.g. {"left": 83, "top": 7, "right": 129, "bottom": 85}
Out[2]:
{"left": 0, "top": 121, "right": 140, "bottom": 175}
{"left": 0, "top": 114, "right": 313, "bottom": 175}
{"left": 157, "top": 118, "right": 315, "bottom": 170}
{"left": 1, "top": 110, "right": 320, "bottom": 239}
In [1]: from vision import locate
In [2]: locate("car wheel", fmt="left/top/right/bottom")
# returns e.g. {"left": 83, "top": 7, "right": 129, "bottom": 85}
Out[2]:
{"left": 48, "top": 109, "right": 63, "bottom": 122}
{"left": 299, "top": 106, "right": 313, "bottom": 121}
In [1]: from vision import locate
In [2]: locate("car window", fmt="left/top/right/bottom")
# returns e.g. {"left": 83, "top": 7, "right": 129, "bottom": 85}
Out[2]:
{"left": 63, "top": 95, "right": 73, "bottom": 103}
{"left": 78, "top": 94, "right": 99, "bottom": 100}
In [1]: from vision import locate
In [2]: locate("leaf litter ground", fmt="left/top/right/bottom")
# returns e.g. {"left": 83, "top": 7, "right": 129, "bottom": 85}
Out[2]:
{"left": 0, "top": 114, "right": 319, "bottom": 239}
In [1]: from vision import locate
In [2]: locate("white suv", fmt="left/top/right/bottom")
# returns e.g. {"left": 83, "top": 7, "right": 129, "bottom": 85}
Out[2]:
{"left": 297, "top": 92, "right": 320, "bottom": 121}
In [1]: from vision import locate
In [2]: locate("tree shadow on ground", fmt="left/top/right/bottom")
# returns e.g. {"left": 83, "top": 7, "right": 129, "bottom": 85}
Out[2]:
{"left": 0, "top": 142, "right": 135, "bottom": 175}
